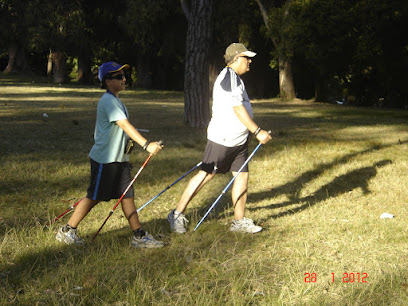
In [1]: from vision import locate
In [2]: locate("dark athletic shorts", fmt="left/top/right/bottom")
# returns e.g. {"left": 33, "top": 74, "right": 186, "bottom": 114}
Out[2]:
{"left": 201, "top": 139, "right": 249, "bottom": 174}
{"left": 86, "top": 159, "right": 134, "bottom": 201}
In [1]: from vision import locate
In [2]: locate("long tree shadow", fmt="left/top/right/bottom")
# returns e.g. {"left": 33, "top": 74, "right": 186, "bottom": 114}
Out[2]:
{"left": 249, "top": 140, "right": 406, "bottom": 208}
{"left": 190, "top": 140, "right": 407, "bottom": 225}
{"left": 250, "top": 159, "right": 392, "bottom": 220}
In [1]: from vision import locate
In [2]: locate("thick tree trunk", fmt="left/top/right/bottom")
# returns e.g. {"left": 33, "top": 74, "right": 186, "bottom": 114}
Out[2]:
{"left": 279, "top": 57, "right": 296, "bottom": 100}
{"left": 4, "top": 41, "right": 31, "bottom": 74}
{"left": 181, "top": 0, "right": 213, "bottom": 128}
{"left": 4, "top": 42, "right": 18, "bottom": 73}
{"left": 208, "top": 55, "right": 219, "bottom": 97}
{"left": 314, "top": 80, "right": 323, "bottom": 101}
{"left": 78, "top": 54, "right": 91, "bottom": 84}
{"left": 135, "top": 54, "right": 153, "bottom": 88}
{"left": 52, "top": 51, "right": 66, "bottom": 83}
{"left": 255, "top": 0, "right": 296, "bottom": 101}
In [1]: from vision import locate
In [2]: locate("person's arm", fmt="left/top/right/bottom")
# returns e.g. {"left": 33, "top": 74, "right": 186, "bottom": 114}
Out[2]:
{"left": 233, "top": 105, "right": 271, "bottom": 144}
{"left": 116, "top": 119, "right": 162, "bottom": 154}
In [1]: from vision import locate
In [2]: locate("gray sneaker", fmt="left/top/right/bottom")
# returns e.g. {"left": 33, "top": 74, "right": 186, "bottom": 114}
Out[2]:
{"left": 131, "top": 232, "right": 164, "bottom": 248}
{"left": 167, "top": 210, "right": 189, "bottom": 234}
{"left": 56, "top": 226, "right": 86, "bottom": 245}
{"left": 230, "top": 217, "right": 262, "bottom": 233}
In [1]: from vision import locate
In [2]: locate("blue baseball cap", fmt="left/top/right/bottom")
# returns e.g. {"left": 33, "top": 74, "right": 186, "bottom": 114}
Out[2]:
{"left": 98, "top": 61, "right": 130, "bottom": 81}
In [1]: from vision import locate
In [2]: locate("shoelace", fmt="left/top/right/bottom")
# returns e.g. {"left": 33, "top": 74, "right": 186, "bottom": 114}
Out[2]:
{"left": 238, "top": 218, "right": 254, "bottom": 227}
{"left": 175, "top": 214, "right": 189, "bottom": 225}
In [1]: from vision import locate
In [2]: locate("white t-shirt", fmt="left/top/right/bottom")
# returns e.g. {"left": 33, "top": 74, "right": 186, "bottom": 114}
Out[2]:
{"left": 207, "top": 67, "right": 253, "bottom": 147}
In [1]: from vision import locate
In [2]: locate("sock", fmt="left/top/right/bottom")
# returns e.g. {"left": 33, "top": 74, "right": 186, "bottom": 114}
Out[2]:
{"left": 63, "top": 224, "right": 76, "bottom": 232}
{"left": 134, "top": 228, "right": 146, "bottom": 238}
{"left": 174, "top": 210, "right": 182, "bottom": 215}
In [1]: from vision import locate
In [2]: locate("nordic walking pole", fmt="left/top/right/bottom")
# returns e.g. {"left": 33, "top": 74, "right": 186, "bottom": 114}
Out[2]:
{"left": 137, "top": 161, "right": 203, "bottom": 212}
{"left": 194, "top": 133, "right": 270, "bottom": 232}
{"left": 45, "top": 198, "right": 84, "bottom": 228}
{"left": 92, "top": 141, "right": 162, "bottom": 241}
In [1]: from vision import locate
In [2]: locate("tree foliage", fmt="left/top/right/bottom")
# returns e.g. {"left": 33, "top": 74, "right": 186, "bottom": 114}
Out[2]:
{"left": 0, "top": 0, "right": 407, "bottom": 110}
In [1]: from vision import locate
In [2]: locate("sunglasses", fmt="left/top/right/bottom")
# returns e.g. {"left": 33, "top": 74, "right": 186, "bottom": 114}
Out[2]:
{"left": 107, "top": 74, "right": 126, "bottom": 80}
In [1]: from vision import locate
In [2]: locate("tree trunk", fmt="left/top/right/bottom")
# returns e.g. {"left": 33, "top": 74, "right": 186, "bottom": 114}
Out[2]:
{"left": 255, "top": 0, "right": 296, "bottom": 101}
{"left": 4, "top": 41, "right": 31, "bottom": 74}
{"left": 135, "top": 54, "right": 153, "bottom": 88}
{"left": 279, "top": 57, "right": 296, "bottom": 100}
{"left": 78, "top": 54, "right": 91, "bottom": 84}
{"left": 47, "top": 50, "right": 53, "bottom": 77}
{"left": 4, "top": 42, "right": 18, "bottom": 73}
{"left": 52, "top": 51, "right": 66, "bottom": 83}
{"left": 181, "top": 0, "right": 213, "bottom": 128}
{"left": 208, "top": 53, "right": 219, "bottom": 97}
{"left": 314, "top": 80, "right": 322, "bottom": 101}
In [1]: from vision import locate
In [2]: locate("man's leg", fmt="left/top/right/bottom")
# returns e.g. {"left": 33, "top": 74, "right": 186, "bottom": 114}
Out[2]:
{"left": 176, "top": 170, "right": 214, "bottom": 213}
{"left": 168, "top": 170, "right": 214, "bottom": 233}
{"left": 231, "top": 172, "right": 248, "bottom": 220}
{"left": 230, "top": 171, "right": 262, "bottom": 233}
{"left": 67, "top": 197, "right": 99, "bottom": 228}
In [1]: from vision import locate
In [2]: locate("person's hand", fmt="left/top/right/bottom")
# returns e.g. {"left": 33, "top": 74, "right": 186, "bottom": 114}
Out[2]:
{"left": 147, "top": 141, "right": 164, "bottom": 155}
{"left": 256, "top": 130, "right": 272, "bottom": 144}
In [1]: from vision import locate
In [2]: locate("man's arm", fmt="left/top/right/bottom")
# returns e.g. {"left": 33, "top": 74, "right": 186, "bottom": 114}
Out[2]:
{"left": 233, "top": 105, "right": 271, "bottom": 144}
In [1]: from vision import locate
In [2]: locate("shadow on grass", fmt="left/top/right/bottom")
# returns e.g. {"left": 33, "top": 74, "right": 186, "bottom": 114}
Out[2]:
{"left": 248, "top": 140, "right": 405, "bottom": 220}
{"left": 0, "top": 215, "right": 265, "bottom": 304}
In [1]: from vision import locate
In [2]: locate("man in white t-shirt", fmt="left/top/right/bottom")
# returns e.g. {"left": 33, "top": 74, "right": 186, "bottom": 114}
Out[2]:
{"left": 168, "top": 43, "right": 271, "bottom": 234}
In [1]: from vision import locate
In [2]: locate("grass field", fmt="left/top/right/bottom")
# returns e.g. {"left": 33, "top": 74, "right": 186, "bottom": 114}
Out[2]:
{"left": 1, "top": 73, "right": 408, "bottom": 305}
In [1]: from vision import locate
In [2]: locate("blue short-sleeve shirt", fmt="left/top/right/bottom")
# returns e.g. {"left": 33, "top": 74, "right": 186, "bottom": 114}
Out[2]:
{"left": 89, "top": 91, "right": 129, "bottom": 163}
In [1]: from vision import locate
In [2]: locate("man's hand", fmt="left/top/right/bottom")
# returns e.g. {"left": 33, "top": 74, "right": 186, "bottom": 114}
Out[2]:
{"left": 256, "top": 130, "right": 271, "bottom": 144}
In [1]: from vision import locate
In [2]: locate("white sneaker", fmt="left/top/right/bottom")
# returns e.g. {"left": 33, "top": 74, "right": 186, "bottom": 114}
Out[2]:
{"left": 131, "top": 232, "right": 164, "bottom": 248}
{"left": 230, "top": 217, "right": 262, "bottom": 233}
{"left": 56, "top": 226, "right": 86, "bottom": 245}
{"left": 167, "top": 210, "right": 189, "bottom": 234}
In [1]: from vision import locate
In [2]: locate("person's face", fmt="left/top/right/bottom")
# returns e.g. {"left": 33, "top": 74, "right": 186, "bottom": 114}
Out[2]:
{"left": 106, "top": 71, "right": 126, "bottom": 93}
{"left": 234, "top": 55, "right": 252, "bottom": 75}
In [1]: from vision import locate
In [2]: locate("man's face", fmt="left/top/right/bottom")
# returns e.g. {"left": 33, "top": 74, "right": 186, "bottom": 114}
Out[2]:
{"left": 234, "top": 55, "right": 252, "bottom": 75}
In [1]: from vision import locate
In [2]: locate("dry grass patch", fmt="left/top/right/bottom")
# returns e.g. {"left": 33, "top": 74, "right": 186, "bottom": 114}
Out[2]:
{"left": 1, "top": 74, "right": 408, "bottom": 305}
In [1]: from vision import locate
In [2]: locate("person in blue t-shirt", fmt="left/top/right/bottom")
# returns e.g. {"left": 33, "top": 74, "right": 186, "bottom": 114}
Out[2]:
{"left": 56, "top": 61, "right": 164, "bottom": 248}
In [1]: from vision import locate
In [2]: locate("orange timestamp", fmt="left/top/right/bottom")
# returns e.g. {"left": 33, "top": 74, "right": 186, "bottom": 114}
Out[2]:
{"left": 304, "top": 272, "right": 368, "bottom": 283}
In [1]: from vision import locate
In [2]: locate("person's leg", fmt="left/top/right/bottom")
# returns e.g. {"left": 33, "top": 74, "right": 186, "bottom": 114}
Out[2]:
{"left": 168, "top": 170, "right": 214, "bottom": 233}
{"left": 121, "top": 197, "right": 142, "bottom": 231}
{"left": 231, "top": 171, "right": 248, "bottom": 220}
{"left": 67, "top": 197, "right": 99, "bottom": 228}
{"left": 122, "top": 197, "right": 164, "bottom": 248}
{"left": 57, "top": 197, "right": 98, "bottom": 245}
{"left": 230, "top": 171, "right": 262, "bottom": 233}
{"left": 176, "top": 170, "right": 214, "bottom": 213}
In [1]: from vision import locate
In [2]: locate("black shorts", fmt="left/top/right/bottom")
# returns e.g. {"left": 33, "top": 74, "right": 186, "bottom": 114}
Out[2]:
{"left": 201, "top": 139, "right": 249, "bottom": 174}
{"left": 86, "top": 159, "right": 134, "bottom": 201}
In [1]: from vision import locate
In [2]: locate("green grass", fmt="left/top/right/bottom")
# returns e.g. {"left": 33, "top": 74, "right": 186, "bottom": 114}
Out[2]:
{"left": 1, "top": 72, "right": 408, "bottom": 305}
